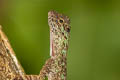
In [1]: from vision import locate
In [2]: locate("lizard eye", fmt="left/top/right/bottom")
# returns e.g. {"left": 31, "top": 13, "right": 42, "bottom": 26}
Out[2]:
{"left": 59, "top": 19, "right": 63, "bottom": 23}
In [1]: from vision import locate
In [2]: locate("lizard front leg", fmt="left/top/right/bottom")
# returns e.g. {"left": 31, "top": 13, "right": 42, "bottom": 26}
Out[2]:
{"left": 39, "top": 58, "right": 54, "bottom": 79}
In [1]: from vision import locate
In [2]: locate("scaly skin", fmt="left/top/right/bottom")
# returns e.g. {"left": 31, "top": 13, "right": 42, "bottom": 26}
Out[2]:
{"left": 40, "top": 11, "right": 70, "bottom": 80}
{"left": 0, "top": 10, "right": 70, "bottom": 80}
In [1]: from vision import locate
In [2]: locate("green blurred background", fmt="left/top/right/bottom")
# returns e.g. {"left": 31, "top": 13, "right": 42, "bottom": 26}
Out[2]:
{"left": 0, "top": 0, "right": 120, "bottom": 80}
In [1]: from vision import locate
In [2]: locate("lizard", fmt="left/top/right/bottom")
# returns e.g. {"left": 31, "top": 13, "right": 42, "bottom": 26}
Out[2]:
{"left": 0, "top": 10, "right": 71, "bottom": 80}
{"left": 39, "top": 10, "right": 71, "bottom": 80}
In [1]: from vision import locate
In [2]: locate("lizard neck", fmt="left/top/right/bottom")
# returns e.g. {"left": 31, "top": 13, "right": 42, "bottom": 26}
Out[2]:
{"left": 50, "top": 27, "right": 69, "bottom": 58}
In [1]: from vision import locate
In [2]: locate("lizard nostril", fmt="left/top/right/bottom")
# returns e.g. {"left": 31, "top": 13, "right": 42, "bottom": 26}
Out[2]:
{"left": 55, "top": 20, "right": 58, "bottom": 23}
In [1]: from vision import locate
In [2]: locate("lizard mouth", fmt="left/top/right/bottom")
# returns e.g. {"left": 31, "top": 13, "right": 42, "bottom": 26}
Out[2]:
{"left": 48, "top": 10, "right": 57, "bottom": 27}
{"left": 48, "top": 10, "right": 57, "bottom": 18}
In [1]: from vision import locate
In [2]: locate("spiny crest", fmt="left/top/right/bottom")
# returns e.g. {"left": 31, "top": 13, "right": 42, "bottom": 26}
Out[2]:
{"left": 48, "top": 10, "right": 71, "bottom": 34}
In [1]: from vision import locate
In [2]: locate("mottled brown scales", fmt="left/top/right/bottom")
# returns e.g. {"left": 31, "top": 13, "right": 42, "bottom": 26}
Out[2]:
{"left": 0, "top": 10, "right": 70, "bottom": 80}
{"left": 40, "top": 11, "right": 70, "bottom": 80}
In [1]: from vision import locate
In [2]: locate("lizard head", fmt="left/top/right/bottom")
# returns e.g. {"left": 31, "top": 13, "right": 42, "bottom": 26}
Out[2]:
{"left": 48, "top": 10, "right": 71, "bottom": 57}
{"left": 48, "top": 10, "right": 70, "bottom": 35}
